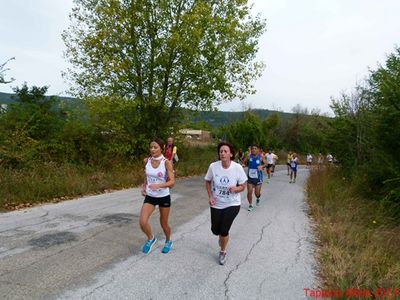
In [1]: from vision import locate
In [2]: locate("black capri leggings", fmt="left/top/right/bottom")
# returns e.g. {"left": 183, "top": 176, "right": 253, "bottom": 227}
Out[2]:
{"left": 210, "top": 205, "right": 240, "bottom": 237}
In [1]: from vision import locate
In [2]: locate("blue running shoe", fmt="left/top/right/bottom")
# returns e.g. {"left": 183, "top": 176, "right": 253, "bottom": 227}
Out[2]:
{"left": 162, "top": 240, "right": 173, "bottom": 253}
{"left": 256, "top": 198, "right": 260, "bottom": 206}
{"left": 142, "top": 236, "right": 157, "bottom": 254}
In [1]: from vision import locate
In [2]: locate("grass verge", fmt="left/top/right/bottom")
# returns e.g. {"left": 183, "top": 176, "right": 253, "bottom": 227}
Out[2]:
{"left": 306, "top": 168, "right": 400, "bottom": 293}
{"left": 0, "top": 144, "right": 217, "bottom": 211}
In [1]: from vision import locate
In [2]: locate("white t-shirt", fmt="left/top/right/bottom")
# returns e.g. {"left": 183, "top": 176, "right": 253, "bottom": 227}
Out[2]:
{"left": 266, "top": 153, "right": 274, "bottom": 164}
{"left": 307, "top": 154, "right": 313, "bottom": 162}
{"left": 204, "top": 161, "right": 247, "bottom": 209}
{"left": 272, "top": 153, "right": 278, "bottom": 164}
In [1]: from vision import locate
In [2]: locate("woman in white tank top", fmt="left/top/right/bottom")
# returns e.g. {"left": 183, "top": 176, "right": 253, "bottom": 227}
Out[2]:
{"left": 139, "top": 138, "right": 175, "bottom": 254}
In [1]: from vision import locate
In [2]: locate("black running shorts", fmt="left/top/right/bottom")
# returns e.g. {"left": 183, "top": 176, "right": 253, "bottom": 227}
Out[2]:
{"left": 210, "top": 205, "right": 240, "bottom": 237}
{"left": 144, "top": 195, "right": 171, "bottom": 207}
{"left": 247, "top": 178, "right": 263, "bottom": 186}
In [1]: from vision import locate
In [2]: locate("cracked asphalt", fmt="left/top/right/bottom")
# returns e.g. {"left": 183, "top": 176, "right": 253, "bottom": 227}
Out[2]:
{"left": 0, "top": 166, "right": 316, "bottom": 300}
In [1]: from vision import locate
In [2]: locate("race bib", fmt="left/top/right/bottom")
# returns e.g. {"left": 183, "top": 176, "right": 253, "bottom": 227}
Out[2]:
{"left": 249, "top": 168, "right": 258, "bottom": 179}
{"left": 290, "top": 162, "right": 296, "bottom": 168}
{"left": 215, "top": 185, "right": 230, "bottom": 198}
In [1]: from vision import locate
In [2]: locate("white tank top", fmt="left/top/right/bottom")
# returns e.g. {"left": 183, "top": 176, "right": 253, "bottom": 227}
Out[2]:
{"left": 145, "top": 157, "right": 170, "bottom": 198}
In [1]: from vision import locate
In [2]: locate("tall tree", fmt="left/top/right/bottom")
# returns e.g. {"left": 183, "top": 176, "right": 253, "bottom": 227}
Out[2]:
{"left": 219, "top": 110, "right": 266, "bottom": 150}
{"left": 63, "top": 0, "right": 266, "bottom": 129}
{"left": 261, "top": 113, "right": 280, "bottom": 149}
{"left": 367, "top": 47, "right": 400, "bottom": 203}
{"left": 327, "top": 47, "right": 400, "bottom": 208}
{"left": 0, "top": 84, "right": 66, "bottom": 166}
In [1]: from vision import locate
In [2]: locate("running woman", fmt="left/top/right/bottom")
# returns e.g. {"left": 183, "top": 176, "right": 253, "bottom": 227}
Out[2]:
{"left": 265, "top": 149, "right": 274, "bottom": 181}
{"left": 242, "top": 144, "right": 267, "bottom": 211}
{"left": 306, "top": 153, "right": 313, "bottom": 168}
{"left": 271, "top": 151, "right": 278, "bottom": 174}
{"left": 205, "top": 142, "right": 247, "bottom": 265}
{"left": 289, "top": 153, "right": 299, "bottom": 183}
{"left": 317, "top": 152, "right": 324, "bottom": 169}
{"left": 235, "top": 148, "right": 245, "bottom": 165}
{"left": 140, "top": 138, "right": 175, "bottom": 254}
{"left": 286, "top": 151, "right": 293, "bottom": 175}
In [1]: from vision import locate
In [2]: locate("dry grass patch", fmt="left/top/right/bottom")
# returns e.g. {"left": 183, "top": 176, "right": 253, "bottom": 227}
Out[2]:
{"left": 0, "top": 144, "right": 217, "bottom": 211}
{"left": 307, "top": 169, "right": 400, "bottom": 291}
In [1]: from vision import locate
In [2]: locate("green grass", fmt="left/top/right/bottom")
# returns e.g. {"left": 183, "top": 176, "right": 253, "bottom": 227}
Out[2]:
{"left": 0, "top": 162, "right": 144, "bottom": 210}
{"left": 306, "top": 168, "right": 400, "bottom": 293}
{"left": 0, "top": 144, "right": 217, "bottom": 211}
{"left": 174, "top": 144, "right": 217, "bottom": 177}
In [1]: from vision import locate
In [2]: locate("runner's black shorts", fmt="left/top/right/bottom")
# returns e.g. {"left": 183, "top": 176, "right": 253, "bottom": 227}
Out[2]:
{"left": 247, "top": 178, "right": 263, "bottom": 186}
{"left": 266, "top": 164, "right": 273, "bottom": 169}
{"left": 210, "top": 205, "right": 240, "bottom": 237}
{"left": 144, "top": 195, "right": 171, "bottom": 207}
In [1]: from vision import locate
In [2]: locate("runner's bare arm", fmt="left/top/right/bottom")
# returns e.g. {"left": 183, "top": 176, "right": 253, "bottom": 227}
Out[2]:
{"left": 164, "top": 160, "right": 175, "bottom": 188}
{"left": 205, "top": 180, "right": 216, "bottom": 206}
{"left": 141, "top": 177, "right": 147, "bottom": 196}
{"left": 242, "top": 155, "right": 249, "bottom": 166}
{"left": 229, "top": 183, "right": 246, "bottom": 193}
{"left": 258, "top": 155, "right": 268, "bottom": 170}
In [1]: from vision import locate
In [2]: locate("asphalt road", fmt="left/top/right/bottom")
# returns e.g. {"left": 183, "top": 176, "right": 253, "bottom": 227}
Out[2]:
{"left": 0, "top": 166, "right": 317, "bottom": 300}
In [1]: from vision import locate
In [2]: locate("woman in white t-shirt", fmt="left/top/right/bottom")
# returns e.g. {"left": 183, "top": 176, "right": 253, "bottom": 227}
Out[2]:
{"left": 205, "top": 142, "right": 247, "bottom": 265}
{"left": 306, "top": 153, "right": 313, "bottom": 168}
{"left": 140, "top": 138, "right": 175, "bottom": 254}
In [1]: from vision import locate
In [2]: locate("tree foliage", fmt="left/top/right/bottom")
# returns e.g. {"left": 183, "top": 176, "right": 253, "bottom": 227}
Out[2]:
{"left": 0, "top": 85, "right": 152, "bottom": 168}
{"left": 215, "top": 108, "right": 331, "bottom": 153}
{"left": 328, "top": 47, "right": 400, "bottom": 209}
{"left": 63, "top": 0, "right": 266, "bottom": 131}
{"left": 0, "top": 84, "right": 66, "bottom": 167}
{"left": 221, "top": 111, "right": 265, "bottom": 150}
{"left": 261, "top": 113, "right": 280, "bottom": 149}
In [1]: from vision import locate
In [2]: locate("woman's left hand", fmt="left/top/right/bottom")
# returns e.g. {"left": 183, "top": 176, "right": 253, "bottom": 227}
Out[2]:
{"left": 229, "top": 186, "right": 237, "bottom": 193}
{"left": 148, "top": 184, "right": 159, "bottom": 191}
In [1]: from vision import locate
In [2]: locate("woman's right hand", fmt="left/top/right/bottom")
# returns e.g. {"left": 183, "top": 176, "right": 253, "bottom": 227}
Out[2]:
{"left": 208, "top": 197, "right": 216, "bottom": 206}
{"left": 141, "top": 184, "right": 147, "bottom": 196}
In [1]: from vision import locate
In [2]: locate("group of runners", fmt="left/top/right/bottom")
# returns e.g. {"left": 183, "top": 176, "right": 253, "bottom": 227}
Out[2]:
{"left": 305, "top": 152, "right": 336, "bottom": 169}
{"left": 138, "top": 138, "right": 305, "bottom": 266}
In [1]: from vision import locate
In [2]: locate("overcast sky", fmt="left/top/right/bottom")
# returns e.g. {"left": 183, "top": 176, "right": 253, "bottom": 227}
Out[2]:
{"left": 1, "top": 0, "right": 400, "bottom": 114}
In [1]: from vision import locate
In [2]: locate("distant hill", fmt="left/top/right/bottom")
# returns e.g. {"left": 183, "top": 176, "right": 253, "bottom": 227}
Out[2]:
{"left": 189, "top": 109, "right": 292, "bottom": 127}
{"left": 0, "top": 92, "right": 75, "bottom": 104}
{"left": 0, "top": 92, "right": 291, "bottom": 127}
{"left": 0, "top": 92, "right": 17, "bottom": 104}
